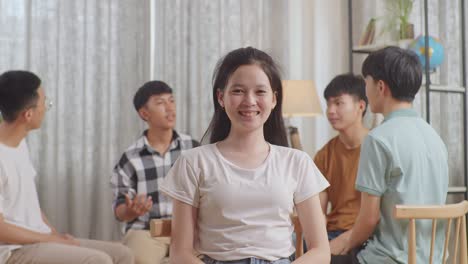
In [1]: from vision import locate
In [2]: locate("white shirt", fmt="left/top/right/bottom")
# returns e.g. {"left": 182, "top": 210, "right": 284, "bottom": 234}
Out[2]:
{"left": 160, "top": 143, "right": 329, "bottom": 261}
{"left": 0, "top": 140, "right": 51, "bottom": 263}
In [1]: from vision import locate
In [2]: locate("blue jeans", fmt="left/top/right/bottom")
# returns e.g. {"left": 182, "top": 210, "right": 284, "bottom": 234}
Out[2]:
{"left": 202, "top": 256, "right": 291, "bottom": 264}
{"left": 328, "top": 230, "right": 345, "bottom": 241}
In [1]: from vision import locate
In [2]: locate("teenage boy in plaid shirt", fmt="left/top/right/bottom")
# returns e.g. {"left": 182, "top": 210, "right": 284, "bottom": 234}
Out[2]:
{"left": 111, "top": 81, "right": 199, "bottom": 264}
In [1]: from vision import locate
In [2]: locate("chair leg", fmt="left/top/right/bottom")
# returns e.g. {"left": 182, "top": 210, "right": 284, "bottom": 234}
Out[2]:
{"left": 460, "top": 216, "right": 467, "bottom": 264}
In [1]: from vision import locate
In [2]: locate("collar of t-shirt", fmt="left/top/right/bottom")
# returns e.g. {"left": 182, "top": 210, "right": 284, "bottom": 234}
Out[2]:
{"left": 383, "top": 108, "right": 419, "bottom": 123}
{"left": 142, "top": 129, "right": 181, "bottom": 155}
{"left": 0, "top": 140, "right": 25, "bottom": 154}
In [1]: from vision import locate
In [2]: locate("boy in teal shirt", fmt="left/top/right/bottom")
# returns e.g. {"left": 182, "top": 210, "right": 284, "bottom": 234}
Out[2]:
{"left": 334, "top": 46, "right": 449, "bottom": 264}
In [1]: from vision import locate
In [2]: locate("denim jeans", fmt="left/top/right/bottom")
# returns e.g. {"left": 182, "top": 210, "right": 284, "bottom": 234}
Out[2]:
{"left": 328, "top": 230, "right": 345, "bottom": 241}
{"left": 202, "top": 256, "right": 291, "bottom": 264}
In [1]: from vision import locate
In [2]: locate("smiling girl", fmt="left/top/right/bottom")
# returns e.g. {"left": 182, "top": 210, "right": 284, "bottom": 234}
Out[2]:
{"left": 160, "top": 47, "right": 330, "bottom": 264}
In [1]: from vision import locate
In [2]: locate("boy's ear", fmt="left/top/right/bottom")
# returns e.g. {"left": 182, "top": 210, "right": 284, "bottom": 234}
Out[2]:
{"left": 359, "top": 99, "right": 367, "bottom": 112}
{"left": 23, "top": 108, "right": 34, "bottom": 122}
{"left": 378, "top": 80, "right": 392, "bottom": 96}
{"left": 138, "top": 107, "right": 148, "bottom": 121}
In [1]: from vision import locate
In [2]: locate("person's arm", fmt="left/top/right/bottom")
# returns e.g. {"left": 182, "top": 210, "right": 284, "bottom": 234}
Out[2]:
{"left": 41, "top": 211, "right": 58, "bottom": 234}
{"left": 169, "top": 199, "right": 203, "bottom": 264}
{"left": 0, "top": 213, "right": 78, "bottom": 246}
{"left": 329, "top": 229, "right": 351, "bottom": 255}
{"left": 319, "top": 191, "right": 328, "bottom": 215}
{"left": 314, "top": 149, "right": 329, "bottom": 217}
{"left": 111, "top": 154, "right": 153, "bottom": 222}
{"left": 293, "top": 194, "right": 331, "bottom": 264}
{"left": 342, "top": 192, "right": 380, "bottom": 253}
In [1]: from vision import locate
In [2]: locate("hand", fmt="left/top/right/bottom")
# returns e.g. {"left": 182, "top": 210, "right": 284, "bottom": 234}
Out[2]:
{"left": 49, "top": 233, "right": 80, "bottom": 246}
{"left": 62, "top": 233, "right": 80, "bottom": 246}
{"left": 125, "top": 193, "right": 153, "bottom": 218}
{"left": 330, "top": 232, "right": 351, "bottom": 255}
{"left": 50, "top": 227, "right": 59, "bottom": 235}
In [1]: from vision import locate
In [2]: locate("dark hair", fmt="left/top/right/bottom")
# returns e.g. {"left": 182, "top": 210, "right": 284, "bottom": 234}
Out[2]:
{"left": 0, "top": 70, "right": 41, "bottom": 122}
{"left": 324, "top": 73, "right": 368, "bottom": 116}
{"left": 361, "top": 46, "right": 422, "bottom": 102}
{"left": 202, "top": 47, "right": 288, "bottom": 146}
{"left": 133, "top": 81, "right": 173, "bottom": 111}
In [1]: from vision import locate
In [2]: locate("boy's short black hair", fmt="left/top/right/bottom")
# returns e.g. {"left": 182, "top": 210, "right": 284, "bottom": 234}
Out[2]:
{"left": 0, "top": 70, "right": 41, "bottom": 122}
{"left": 133, "top": 81, "right": 173, "bottom": 111}
{"left": 324, "top": 73, "right": 368, "bottom": 116}
{"left": 362, "top": 46, "right": 422, "bottom": 102}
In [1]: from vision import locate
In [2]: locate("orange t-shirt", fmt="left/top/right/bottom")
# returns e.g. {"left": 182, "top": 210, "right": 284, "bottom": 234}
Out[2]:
{"left": 314, "top": 136, "right": 361, "bottom": 231}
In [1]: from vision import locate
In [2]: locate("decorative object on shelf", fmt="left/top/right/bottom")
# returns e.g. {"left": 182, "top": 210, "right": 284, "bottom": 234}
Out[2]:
{"left": 358, "top": 18, "right": 377, "bottom": 46}
{"left": 282, "top": 80, "right": 322, "bottom": 150}
{"left": 385, "top": 0, "right": 415, "bottom": 40}
{"left": 409, "top": 35, "right": 445, "bottom": 71}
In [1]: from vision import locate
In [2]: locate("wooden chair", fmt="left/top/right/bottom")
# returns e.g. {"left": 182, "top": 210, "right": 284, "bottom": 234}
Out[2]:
{"left": 150, "top": 215, "right": 305, "bottom": 259}
{"left": 393, "top": 200, "right": 468, "bottom": 264}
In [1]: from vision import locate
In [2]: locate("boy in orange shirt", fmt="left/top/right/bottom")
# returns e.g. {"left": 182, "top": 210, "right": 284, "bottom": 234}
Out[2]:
{"left": 315, "top": 73, "right": 368, "bottom": 255}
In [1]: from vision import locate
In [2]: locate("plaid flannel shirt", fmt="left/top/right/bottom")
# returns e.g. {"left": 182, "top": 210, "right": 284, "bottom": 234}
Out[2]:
{"left": 111, "top": 130, "right": 199, "bottom": 231}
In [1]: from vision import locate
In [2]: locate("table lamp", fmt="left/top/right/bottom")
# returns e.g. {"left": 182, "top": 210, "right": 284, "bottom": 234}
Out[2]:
{"left": 282, "top": 80, "right": 322, "bottom": 150}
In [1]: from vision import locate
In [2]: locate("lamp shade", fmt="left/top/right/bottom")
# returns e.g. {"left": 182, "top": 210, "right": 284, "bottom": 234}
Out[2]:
{"left": 282, "top": 80, "right": 322, "bottom": 117}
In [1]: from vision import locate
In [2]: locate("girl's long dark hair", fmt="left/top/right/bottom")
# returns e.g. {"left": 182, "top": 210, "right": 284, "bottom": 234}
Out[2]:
{"left": 201, "top": 47, "right": 288, "bottom": 147}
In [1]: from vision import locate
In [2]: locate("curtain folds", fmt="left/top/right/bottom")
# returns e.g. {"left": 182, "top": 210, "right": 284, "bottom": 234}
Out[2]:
{"left": 0, "top": 0, "right": 150, "bottom": 240}
{"left": 152, "top": 0, "right": 290, "bottom": 140}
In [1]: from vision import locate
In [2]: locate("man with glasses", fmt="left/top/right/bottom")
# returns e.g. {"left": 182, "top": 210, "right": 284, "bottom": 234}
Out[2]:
{"left": 0, "top": 70, "right": 134, "bottom": 264}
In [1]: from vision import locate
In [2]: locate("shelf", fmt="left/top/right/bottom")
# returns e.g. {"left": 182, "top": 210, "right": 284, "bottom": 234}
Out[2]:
{"left": 349, "top": 0, "right": 467, "bottom": 200}
{"left": 448, "top": 186, "right": 467, "bottom": 193}
{"left": 352, "top": 41, "right": 410, "bottom": 54}
{"left": 352, "top": 44, "right": 389, "bottom": 54}
{"left": 424, "top": 84, "right": 466, "bottom": 94}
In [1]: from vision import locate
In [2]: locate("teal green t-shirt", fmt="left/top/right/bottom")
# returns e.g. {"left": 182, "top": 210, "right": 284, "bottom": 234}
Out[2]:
{"left": 356, "top": 109, "right": 449, "bottom": 264}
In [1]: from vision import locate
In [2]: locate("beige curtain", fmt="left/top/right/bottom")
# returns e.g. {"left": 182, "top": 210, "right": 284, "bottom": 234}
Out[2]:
{"left": 0, "top": 0, "right": 294, "bottom": 240}
{"left": 152, "top": 0, "right": 290, "bottom": 140}
{"left": 0, "top": 0, "right": 150, "bottom": 240}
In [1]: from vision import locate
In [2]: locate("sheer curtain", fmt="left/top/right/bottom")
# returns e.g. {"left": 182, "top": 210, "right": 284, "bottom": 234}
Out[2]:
{"left": 1, "top": 0, "right": 292, "bottom": 240}
{"left": 288, "top": 0, "right": 350, "bottom": 155}
{"left": 152, "top": 0, "right": 290, "bottom": 140}
{"left": 0, "top": 0, "right": 150, "bottom": 240}
{"left": 152, "top": 0, "right": 349, "bottom": 157}
{"left": 0, "top": 0, "right": 352, "bottom": 240}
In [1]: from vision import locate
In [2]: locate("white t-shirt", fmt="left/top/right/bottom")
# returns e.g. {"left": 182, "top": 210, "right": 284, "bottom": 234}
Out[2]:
{"left": 0, "top": 140, "right": 51, "bottom": 263}
{"left": 160, "top": 143, "right": 329, "bottom": 261}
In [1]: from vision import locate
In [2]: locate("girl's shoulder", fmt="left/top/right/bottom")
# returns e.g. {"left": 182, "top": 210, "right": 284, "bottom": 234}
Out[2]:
{"left": 270, "top": 144, "right": 312, "bottom": 161}
{"left": 179, "top": 143, "right": 218, "bottom": 162}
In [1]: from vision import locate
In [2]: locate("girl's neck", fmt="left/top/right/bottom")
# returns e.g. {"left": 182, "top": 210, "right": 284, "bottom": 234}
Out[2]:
{"left": 220, "top": 128, "right": 268, "bottom": 153}
{"left": 216, "top": 128, "right": 270, "bottom": 170}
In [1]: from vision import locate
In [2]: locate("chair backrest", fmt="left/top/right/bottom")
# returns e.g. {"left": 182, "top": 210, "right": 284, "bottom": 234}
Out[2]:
{"left": 393, "top": 200, "right": 468, "bottom": 264}
{"left": 150, "top": 215, "right": 305, "bottom": 259}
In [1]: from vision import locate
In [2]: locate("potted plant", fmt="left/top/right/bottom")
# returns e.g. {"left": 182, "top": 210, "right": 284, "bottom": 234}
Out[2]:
{"left": 386, "top": 0, "right": 415, "bottom": 40}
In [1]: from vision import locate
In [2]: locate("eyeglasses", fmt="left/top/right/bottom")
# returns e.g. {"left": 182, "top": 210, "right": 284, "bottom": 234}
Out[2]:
{"left": 45, "top": 96, "right": 53, "bottom": 111}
